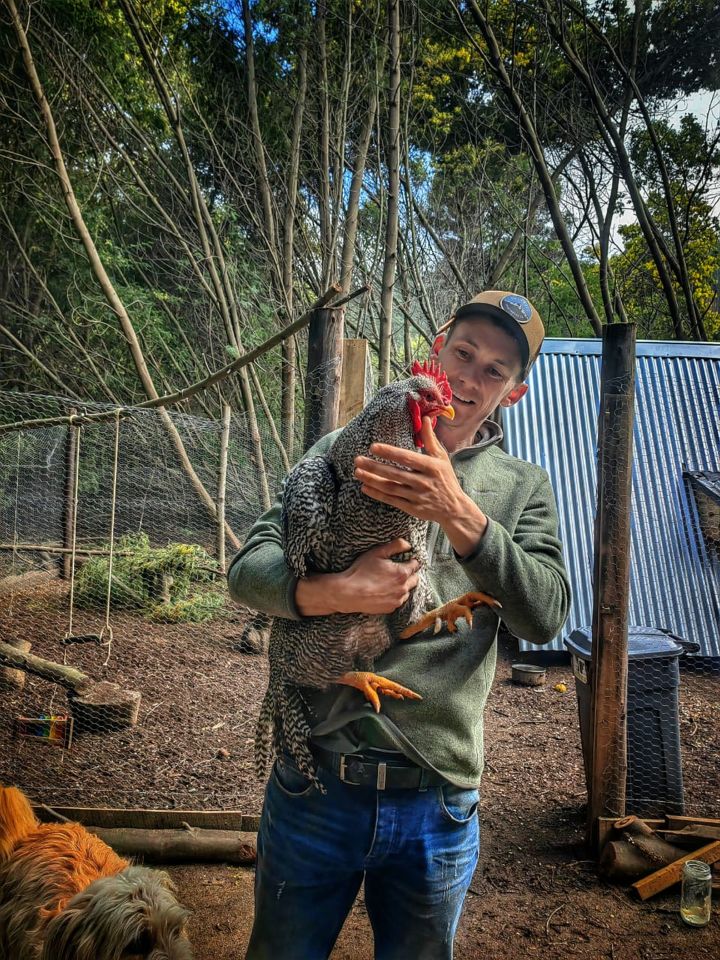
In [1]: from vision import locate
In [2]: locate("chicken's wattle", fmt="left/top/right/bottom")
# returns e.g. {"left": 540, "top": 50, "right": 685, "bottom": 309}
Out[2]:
{"left": 407, "top": 359, "right": 454, "bottom": 447}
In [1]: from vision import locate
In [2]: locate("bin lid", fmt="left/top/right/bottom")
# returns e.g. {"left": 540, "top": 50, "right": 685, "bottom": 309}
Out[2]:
{"left": 564, "top": 625, "right": 690, "bottom": 661}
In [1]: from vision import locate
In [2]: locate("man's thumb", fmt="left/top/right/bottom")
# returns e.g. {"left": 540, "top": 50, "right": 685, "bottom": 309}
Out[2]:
{"left": 377, "top": 537, "right": 411, "bottom": 557}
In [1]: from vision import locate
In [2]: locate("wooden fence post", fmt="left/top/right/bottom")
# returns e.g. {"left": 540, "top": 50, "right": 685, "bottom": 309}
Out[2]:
{"left": 303, "top": 307, "right": 344, "bottom": 451}
{"left": 62, "top": 412, "right": 78, "bottom": 580}
{"left": 338, "top": 339, "right": 371, "bottom": 427}
{"left": 217, "top": 403, "right": 231, "bottom": 573}
{"left": 589, "top": 322, "right": 637, "bottom": 844}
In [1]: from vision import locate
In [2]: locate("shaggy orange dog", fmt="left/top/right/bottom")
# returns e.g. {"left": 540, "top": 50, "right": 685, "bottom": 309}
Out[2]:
{"left": 0, "top": 786, "right": 192, "bottom": 960}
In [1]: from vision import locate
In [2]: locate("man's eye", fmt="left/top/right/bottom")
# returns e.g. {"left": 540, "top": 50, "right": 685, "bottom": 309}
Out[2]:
{"left": 457, "top": 349, "right": 470, "bottom": 360}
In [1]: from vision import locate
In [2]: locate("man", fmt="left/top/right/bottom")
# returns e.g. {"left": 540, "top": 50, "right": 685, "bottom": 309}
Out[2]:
{"left": 228, "top": 290, "right": 571, "bottom": 960}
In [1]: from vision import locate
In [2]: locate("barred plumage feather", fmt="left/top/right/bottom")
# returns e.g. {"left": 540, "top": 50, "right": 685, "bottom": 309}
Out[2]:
{"left": 255, "top": 374, "right": 446, "bottom": 782}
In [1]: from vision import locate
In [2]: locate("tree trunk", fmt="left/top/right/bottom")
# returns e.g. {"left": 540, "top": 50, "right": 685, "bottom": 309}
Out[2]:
{"left": 465, "top": 0, "right": 603, "bottom": 336}
{"left": 8, "top": 0, "right": 244, "bottom": 547}
{"left": 379, "top": 0, "right": 401, "bottom": 385}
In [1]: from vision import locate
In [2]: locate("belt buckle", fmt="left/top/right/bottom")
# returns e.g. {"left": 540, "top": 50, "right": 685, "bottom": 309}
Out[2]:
{"left": 338, "top": 754, "right": 348, "bottom": 782}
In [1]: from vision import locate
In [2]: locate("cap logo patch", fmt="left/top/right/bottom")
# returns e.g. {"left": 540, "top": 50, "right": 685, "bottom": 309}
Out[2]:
{"left": 500, "top": 294, "right": 532, "bottom": 324}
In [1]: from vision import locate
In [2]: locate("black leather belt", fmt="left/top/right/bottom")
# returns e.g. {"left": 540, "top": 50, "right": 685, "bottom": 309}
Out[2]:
{"left": 312, "top": 745, "right": 447, "bottom": 790}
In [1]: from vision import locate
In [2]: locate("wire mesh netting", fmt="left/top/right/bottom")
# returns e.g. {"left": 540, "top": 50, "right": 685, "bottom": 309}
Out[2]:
{"left": 0, "top": 378, "right": 338, "bottom": 811}
{"left": 1, "top": 335, "right": 718, "bottom": 822}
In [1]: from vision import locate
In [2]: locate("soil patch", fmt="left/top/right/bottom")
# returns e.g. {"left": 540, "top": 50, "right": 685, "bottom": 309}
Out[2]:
{"left": 1, "top": 579, "right": 718, "bottom": 957}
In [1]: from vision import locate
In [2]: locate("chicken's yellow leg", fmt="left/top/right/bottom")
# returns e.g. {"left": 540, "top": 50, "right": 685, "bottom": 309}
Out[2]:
{"left": 337, "top": 672, "right": 422, "bottom": 713}
{"left": 399, "top": 591, "right": 501, "bottom": 639}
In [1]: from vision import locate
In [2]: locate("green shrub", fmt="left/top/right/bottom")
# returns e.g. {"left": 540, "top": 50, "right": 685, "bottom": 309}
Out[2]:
{"left": 75, "top": 532, "right": 225, "bottom": 622}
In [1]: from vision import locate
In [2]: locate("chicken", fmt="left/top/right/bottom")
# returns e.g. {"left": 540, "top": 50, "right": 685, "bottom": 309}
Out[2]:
{"left": 255, "top": 360, "right": 498, "bottom": 784}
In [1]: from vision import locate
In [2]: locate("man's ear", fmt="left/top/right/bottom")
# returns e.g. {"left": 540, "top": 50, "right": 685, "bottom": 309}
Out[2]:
{"left": 500, "top": 382, "right": 528, "bottom": 407}
{"left": 431, "top": 334, "right": 445, "bottom": 357}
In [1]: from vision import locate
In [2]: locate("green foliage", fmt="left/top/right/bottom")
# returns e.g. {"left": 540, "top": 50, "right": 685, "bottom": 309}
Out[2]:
{"left": 149, "top": 590, "right": 226, "bottom": 623}
{"left": 75, "top": 532, "right": 226, "bottom": 622}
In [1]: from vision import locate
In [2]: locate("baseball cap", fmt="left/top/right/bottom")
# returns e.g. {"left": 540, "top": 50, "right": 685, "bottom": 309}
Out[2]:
{"left": 437, "top": 290, "right": 545, "bottom": 374}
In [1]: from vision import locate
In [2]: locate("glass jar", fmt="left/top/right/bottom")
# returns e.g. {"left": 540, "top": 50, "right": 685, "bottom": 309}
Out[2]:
{"left": 680, "top": 860, "right": 712, "bottom": 927}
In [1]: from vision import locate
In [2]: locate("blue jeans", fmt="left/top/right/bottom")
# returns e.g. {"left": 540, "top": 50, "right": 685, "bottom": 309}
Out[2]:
{"left": 245, "top": 757, "right": 480, "bottom": 960}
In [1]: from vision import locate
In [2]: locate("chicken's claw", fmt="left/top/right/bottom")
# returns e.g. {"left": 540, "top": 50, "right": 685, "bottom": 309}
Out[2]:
{"left": 399, "top": 591, "right": 501, "bottom": 639}
{"left": 337, "top": 671, "right": 422, "bottom": 713}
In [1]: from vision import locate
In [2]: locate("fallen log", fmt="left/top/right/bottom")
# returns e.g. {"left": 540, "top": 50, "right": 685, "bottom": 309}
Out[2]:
{"left": 632, "top": 840, "right": 720, "bottom": 901}
{"left": 0, "top": 639, "right": 31, "bottom": 689}
{"left": 0, "top": 640, "right": 141, "bottom": 731}
{"left": 599, "top": 816, "right": 687, "bottom": 882}
{"left": 89, "top": 826, "right": 256, "bottom": 865}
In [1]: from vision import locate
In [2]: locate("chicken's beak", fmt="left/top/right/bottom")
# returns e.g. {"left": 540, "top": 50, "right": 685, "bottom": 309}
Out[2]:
{"left": 436, "top": 404, "right": 455, "bottom": 420}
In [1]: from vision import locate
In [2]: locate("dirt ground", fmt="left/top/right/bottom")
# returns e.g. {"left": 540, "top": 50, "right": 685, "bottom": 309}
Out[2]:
{"left": 1, "top": 577, "right": 719, "bottom": 958}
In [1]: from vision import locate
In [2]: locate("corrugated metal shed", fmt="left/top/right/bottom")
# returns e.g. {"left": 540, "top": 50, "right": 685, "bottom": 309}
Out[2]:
{"left": 501, "top": 339, "right": 720, "bottom": 656}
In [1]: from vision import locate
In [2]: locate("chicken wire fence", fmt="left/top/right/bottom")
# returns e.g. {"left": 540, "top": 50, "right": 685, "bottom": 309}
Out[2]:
{"left": 1, "top": 343, "right": 717, "bottom": 821}
{"left": 0, "top": 359, "right": 362, "bottom": 811}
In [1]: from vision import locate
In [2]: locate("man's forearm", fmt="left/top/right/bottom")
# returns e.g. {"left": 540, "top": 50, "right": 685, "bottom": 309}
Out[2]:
{"left": 295, "top": 573, "right": 344, "bottom": 616}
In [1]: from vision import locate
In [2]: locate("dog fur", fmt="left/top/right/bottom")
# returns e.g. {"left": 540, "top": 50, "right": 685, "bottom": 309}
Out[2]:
{"left": 0, "top": 786, "right": 193, "bottom": 960}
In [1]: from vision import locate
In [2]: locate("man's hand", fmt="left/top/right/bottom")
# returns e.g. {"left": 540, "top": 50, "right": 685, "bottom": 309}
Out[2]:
{"left": 353, "top": 417, "right": 488, "bottom": 557}
{"left": 295, "top": 537, "right": 420, "bottom": 617}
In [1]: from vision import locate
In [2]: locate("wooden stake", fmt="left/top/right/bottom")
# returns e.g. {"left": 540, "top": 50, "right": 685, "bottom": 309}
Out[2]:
{"left": 303, "top": 307, "right": 344, "bottom": 450}
{"left": 217, "top": 402, "right": 231, "bottom": 573}
{"left": 62, "top": 414, "right": 78, "bottom": 580}
{"left": 589, "top": 323, "right": 636, "bottom": 843}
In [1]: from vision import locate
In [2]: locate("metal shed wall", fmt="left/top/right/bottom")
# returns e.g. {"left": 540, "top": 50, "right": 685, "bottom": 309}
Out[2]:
{"left": 501, "top": 339, "right": 720, "bottom": 656}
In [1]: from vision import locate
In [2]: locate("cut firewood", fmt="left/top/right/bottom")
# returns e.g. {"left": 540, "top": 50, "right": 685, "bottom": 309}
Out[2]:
{"left": 632, "top": 840, "right": 720, "bottom": 901}
{"left": 599, "top": 817, "right": 687, "bottom": 881}
{"left": 88, "top": 826, "right": 256, "bottom": 865}
{"left": 597, "top": 816, "right": 663, "bottom": 853}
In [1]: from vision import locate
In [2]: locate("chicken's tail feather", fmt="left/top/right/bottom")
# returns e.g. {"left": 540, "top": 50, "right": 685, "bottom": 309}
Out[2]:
{"left": 0, "top": 786, "right": 39, "bottom": 862}
{"left": 254, "top": 679, "right": 323, "bottom": 791}
{"left": 280, "top": 685, "right": 322, "bottom": 790}
{"left": 254, "top": 686, "right": 275, "bottom": 781}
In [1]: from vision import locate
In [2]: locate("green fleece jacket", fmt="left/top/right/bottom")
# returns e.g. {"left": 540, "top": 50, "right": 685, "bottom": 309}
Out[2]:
{"left": 227, "top": 420, "right": 571, "bottom": 788}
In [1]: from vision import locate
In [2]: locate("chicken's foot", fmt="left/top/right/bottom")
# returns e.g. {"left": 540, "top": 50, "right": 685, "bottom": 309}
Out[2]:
{"left": 399, "top": 591, "right": 501, "bottom": 639}
{"left": 337, "top": 671, "right": 422, "bottom": 713}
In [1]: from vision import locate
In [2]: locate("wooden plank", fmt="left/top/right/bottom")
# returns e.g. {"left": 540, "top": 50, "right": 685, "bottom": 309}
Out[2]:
{"left": 658, "top": 826, "right": 720, "bottom": 843}
{"left": 33, "top": 804, "right": 261, "bottom": 832}
{"left": 632, "top": 840, "right": 720, "bottom": 901}
{"left": 597, "top": 816, "right": 663, "bottom": 853}
{"left": 589, "top": 323, "right": 637, "bottom": 844}
{"left": 338, "top": 338, "right": 370, "bottom": 427}
{"left": 666, "top": 815, "right": 720, "bottom": 830}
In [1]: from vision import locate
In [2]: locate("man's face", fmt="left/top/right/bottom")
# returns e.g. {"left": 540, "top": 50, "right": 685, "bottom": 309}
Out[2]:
{"left": 432, "top": 316, "right": 528, "bottom": 445}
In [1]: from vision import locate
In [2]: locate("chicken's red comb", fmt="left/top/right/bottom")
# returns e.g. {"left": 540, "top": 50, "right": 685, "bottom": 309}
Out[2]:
{"left": 411, "top": 359, "right": 452, "bottom": 404}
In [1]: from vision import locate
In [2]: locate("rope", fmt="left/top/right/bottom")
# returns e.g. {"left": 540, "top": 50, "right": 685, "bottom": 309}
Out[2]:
{"left": 100, "top": 409, "right": 120, "bottom": 667}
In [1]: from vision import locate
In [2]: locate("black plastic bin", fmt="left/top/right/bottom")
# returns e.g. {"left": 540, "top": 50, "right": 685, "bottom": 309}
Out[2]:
{"left": 564, "top": 626, "right": 699, "bottom": 817}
